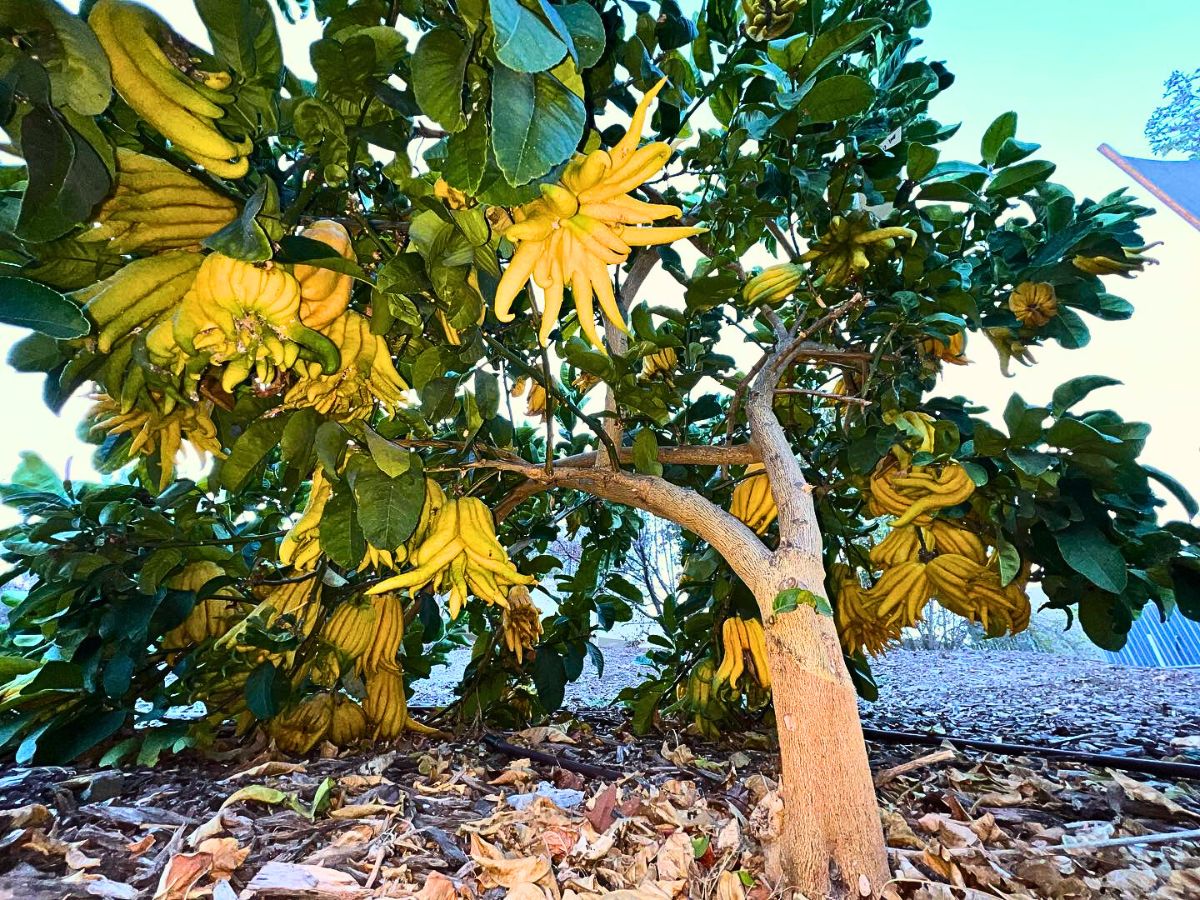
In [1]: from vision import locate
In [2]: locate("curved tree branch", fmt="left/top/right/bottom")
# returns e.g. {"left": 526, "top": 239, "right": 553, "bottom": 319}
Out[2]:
{"left": 492, "top": 443, "right": 760, "bottom": 521}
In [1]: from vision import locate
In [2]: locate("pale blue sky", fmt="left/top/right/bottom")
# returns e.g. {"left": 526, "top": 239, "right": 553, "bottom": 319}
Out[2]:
{"left": 1, "top": 1, "right": 1197, "bottom": 513}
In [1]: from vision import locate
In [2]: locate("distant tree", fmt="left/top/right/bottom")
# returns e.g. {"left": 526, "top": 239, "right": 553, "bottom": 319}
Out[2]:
{"left": 1146, "top": 68, "right": 1200, "bottom": 159}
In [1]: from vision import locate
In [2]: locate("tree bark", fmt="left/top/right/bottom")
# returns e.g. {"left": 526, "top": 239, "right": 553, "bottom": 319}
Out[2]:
{"left": 743, "top": 319, "right": 889, "bottom": 897}
{"left": 749, "top": 555, "right": 889, "bottom": 897}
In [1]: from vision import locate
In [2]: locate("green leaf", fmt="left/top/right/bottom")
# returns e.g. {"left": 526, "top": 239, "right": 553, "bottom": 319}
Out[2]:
{"left": 2, "top": 0, "right": 112, "bottom": 115}
{"left": 490, "top": 0, "right": 570, "bottom": 73}
{"left": 196, "top": 0, "right": 283, "bottom": 81}
{"left": 798, "top": 74, "right": 875, "bottom": 122}
{"left": 531, "top": 646, "right": 566, "bottom": 711}
{"left": 217, "top": 414, "right": 289, "bottom": 492}
{"left": 280, "top": 407, "right": 318, "bottom": 471}
{"left": 320, "top": 484, "right": 365, "bottom": 568}
{"left": 773, "top": 588, "right": 832, "bottom": 617}
{"left": 202, "top": 180, "right": 272, "bottom": 261}
{"left": 412, "top": 27, "right": 470, "bottom": 132}
{"left": 351, "top": 470, "right": 424, "bottom": 550}
{"left": 907, "top": 143, "right": 939, "bottom": 181}
{"left": 0, "top": 656, "right": 40, "bottom": 681}
{"left": 363, "top": 430, "right": 414, "bottom": 478}
{"left": 980, "top": 111, "right": 1017, "bottom": 166}
{"left": 15, "top": 107, "right": 111, "bottom": 243}
{"left": 0, "top": 276, "right": 88, "bottom": 339}
{"left": 11, "top": 451, "right": 64, "bottom": 495}
{"left": 1055, "top": 524, "right": 1128, "bottom": 594}
{"left": 986, "top": 160, "right": 1056, "bottom": 198}
{"left": 34, "top": 710, "right": 126, "bottom": 764}
{"left": 476, "top": 371, "right": 500, "bottom": 418}
{"left": 7, "top": 331, "right": 66, "bottom": 372}
{"left": 797, "top": 20, "right": 885, "bottom": 83}
{"left": 275, "top": 236, "right": 368, "bottom": 280}
{"left": 490, "top": 64, "right": 586, "bottom": 186}
{"left": 558, "top": 2, "right": 606, "bottom": 69}
{"left": 632, "top": 429, "right": 662, "bottom": 476}
{"left": 442, "top": 110, "right": 489, "bottom": 193}
{"left": 1050, "top": 375, "right": 1121, "bottom": 416}
{"left": 995, "top": 538, "right": 1022, "bottom": 587}
{"left": 630, "top": 683, "right": 665, "bottom": 734}
{"left": 244, "top": 661, "right": 288, "bottom": 719}
{"left": 1077, "top": 589, "right": 1131, "bottom": 651}
{"left": 1144, "top": 465, "right": 1199, "bottom": 519}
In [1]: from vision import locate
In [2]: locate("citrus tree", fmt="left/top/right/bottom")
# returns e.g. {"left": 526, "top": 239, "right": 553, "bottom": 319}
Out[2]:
{"left": 1, "top": 0, "right": 1198, "bottom": 896}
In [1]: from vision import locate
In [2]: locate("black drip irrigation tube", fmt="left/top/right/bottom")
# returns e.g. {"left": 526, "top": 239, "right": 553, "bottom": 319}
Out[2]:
{"left": 862, "top": 726, "right": 1200, "bottom": 780}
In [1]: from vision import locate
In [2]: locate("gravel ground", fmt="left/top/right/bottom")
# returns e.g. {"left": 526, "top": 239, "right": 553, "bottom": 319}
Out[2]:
{"left": 414, "top": 643, "right": 1200, "bottom": 758}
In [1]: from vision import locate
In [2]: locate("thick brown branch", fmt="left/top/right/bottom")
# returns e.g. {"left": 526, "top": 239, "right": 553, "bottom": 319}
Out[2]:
{"left": 493, "top": 444, "right": 759, "bottom": 520}
{"left": 488, "top": 458, "right": 773, "bottom": 587}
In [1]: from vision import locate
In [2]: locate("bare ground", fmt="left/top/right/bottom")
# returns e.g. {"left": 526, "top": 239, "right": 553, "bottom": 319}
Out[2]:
{"left": 417, "top": 645, "right": 1200, "bottom": 759}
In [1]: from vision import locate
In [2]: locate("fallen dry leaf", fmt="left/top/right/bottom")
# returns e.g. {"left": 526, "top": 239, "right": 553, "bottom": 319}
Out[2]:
{"left": 714, "top": 871, "right": 746, "bottom": 900}
{"left": 221, "top": 761, "right": 305, "bottom": 782}
{"left": 586, "top": 784, "right": 618, "bottom": 833}
{"left": 470, "top": 834, "right": 553, "bottom": 889}
{"left": 197, "top": 837, "right": 248, "bottom": 880}
{"left": 653, "top": 830, "right": 693, "bottom": 882}
{"left": 415, "top": 872, "right": 460, "bottom": 900}
{"left": 153, "top": 850, "right": 213, "bottom": 900}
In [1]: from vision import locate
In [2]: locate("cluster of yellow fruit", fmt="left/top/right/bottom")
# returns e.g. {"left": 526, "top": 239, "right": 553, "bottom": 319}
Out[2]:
{"left": 1072, "top": 244, "right": 1158, "bottom": 278}
{"left": 1008, "top": 281, "right": 1058, "bottom": 328}
{"left": 742, "top": 0, "right": 805, "bottom": 41}
{"left": 279, "top": 468, "right": 446, "bottom": 574}
{"left": 639, "top": 347, "right": 677, "bottom": 380}
{"left": 713, "top": 617, "right": 771, "bottom": 693}
{"left": 834, "top": 417, "right": 1032, "bottom": 655}
{"left": 800, "top": 212, "right": 917, "bottom": 288}
{"left": 511, "top": 376, "right": 550, "bottom": 422}
{"left": 90, "top": 0, "right": 251, "bottom": 179}
{"left": 729, "top": 463, "right": 778, "bottom": 535}
{"left": 677, "top": 657, "right": 723, "bottom": 740}
{"left": 161, "top": 561, "right": 243, "bottom": 650}
{"left": 81, "top": 149, "right": 239, "bottom": 256}
{"left": 742, "top": 262, "right": 807, "bottom": 306}
{"left": 367, "top": 496, "right": 536, "bottom": 620}
{"left": 266, "top": 589, "right": 437, "bottom": 752}
{"left": 500, "top": 586, "right": 543, "bottom": 665}
{"left": 493, "top": 79, "right": 704, "bottom": 350}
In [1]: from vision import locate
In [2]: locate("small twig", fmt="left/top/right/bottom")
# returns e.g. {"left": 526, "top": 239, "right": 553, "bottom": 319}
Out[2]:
{"left": 997, "top": 827, "right": 1200, "bottom": 855}
{"left": 765, "top": 219, "right": 802, "bottom": 262}
{"left": 482, "top": 733, "right": 623, "bottom": 781}
{"left": 774, "top": 387, "right": 872, "bottom": 406}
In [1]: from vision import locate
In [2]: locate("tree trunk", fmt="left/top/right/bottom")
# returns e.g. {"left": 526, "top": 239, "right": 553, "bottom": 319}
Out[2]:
{"left": 752, "top": 574, "right": 890, "bottom": 897}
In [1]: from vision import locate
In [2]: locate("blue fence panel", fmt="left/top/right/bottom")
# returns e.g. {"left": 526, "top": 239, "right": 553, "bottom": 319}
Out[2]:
{"left": 1103, "top": 611, "right": 1200, "bottom": 667}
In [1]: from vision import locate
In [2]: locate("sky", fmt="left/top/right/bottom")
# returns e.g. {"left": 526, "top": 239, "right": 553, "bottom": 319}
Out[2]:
{"left": 1, "top": 1, "right": 1197, "bottom": 519}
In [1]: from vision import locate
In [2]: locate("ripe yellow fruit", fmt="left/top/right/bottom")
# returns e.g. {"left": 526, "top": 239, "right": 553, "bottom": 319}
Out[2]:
{"left": 294, "top": 220, "right": 355, "bottom": 330}
{"left": 729, "top": 463, "right": 777, "bottom": 535}
{"left": 1008, "top": 282, "right": 1058, "bottom": 327}
{"left": 920, "top": 330, "right": 968, "bottom": 366}
{"left": 269, "top": 694, "right": 333, "bottom": 754}
{"left": 161, "top": 561, "right": 240, "bottom": 649}
{"left": 493, "top": 79, "right": 706, "bottom": 350}
{"left": 328, "top": 697, "right": 369, "bottom": 746}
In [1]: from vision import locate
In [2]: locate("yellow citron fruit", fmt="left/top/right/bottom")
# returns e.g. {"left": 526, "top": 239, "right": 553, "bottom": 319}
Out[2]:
{"left": 743, "top": 262, "right": 806, "bottom": 306}
{"left": 88, "top": 0, "right": 249, "bottom": 178}
{"left": 86, "top": 393, "right": 224, "bottom": 492}
{"left": 501, "top": 585, "right": 543, "bottom": 665}
{"left": 161, "top": 560, "right": 241, "bottom": 649}
{"left": 729, "top": 463, "right": 777, "bottom": 535}
{"left": 294, "top": 220, "right": 355, "bottom": 330}
{"left": 80, "top": 149, "right": 238, "bottom": 256}
{"left": 1008, "top": 281, "right": 1058, "bottom": 327}
{"left": 493, "top": 79, "right": 706, "bottom": 351}
{"left": 920, "top": 330, "right": 969, "bottom": 366}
